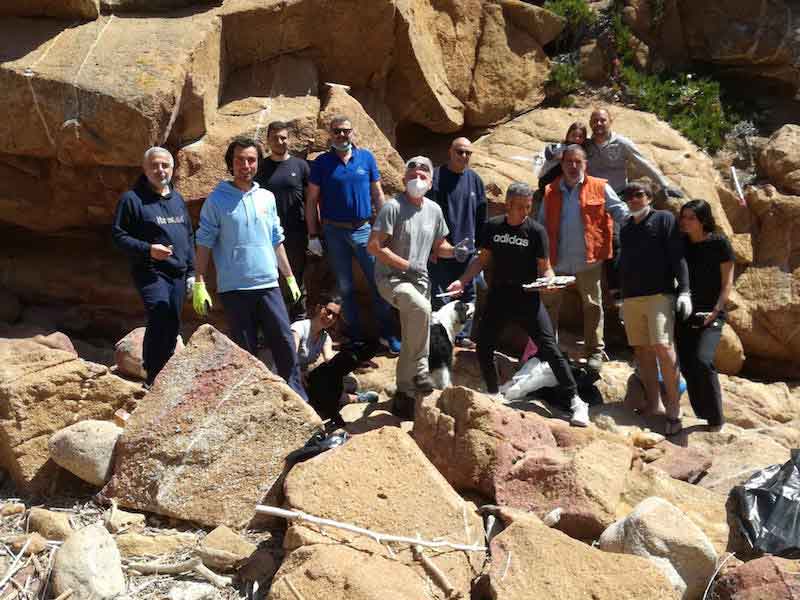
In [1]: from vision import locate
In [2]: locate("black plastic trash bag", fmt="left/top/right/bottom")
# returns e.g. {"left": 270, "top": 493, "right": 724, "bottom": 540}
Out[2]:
{"left": 733, "top": 448, "right": 800, "bottom": 557}
{"left": 286, "top": 430, "right": 349, "bottom": 467}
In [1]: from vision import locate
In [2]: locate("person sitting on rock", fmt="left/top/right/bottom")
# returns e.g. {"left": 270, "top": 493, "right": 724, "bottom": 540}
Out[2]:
{"left": 447, "top": 181, "right": 590, "bottom": 428}
{"left": 191, "top": 136, "right": 308, "bottom": 402}
{"left": 618, "top": 181, "right": 691, "bottom": 436}
{"left": 292, "top": 294, "right": 380, "bottom": 429}
{"left": 676, "top": 199, "right": 734, "bottom": 432}
{"left": 111, "top": 147, "right": 194, "bottom": 389}
{"left": 368, "top": 156, "right": 455, "bottom": 420}
{"left": 538, "top": 144, "right": 628, "bottom": 374}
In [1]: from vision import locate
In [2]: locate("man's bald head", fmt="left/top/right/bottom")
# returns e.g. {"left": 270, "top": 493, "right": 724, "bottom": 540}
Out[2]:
{"left": 589, "top": 108, "right": 612, "bottom": 142}
{"left": 448, "top": 137, "right": 473, "bottom": 173}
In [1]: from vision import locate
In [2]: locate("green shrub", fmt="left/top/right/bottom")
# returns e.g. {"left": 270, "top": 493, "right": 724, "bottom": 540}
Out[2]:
{"left": 547, "top": 62, "right": 583, "bottom": 97}
{"left": 621, "top": 66, "right": 733, "bottom": 152}
{"left": 544, "top": 0, "right": 596, "bottom": 50}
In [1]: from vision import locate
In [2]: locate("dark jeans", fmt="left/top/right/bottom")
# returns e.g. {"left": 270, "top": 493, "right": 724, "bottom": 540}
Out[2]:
{"left": 133, "top": 270, "right": 186, "bottom": 385}
{"left": 477, "top": 287, "right": 577, "bottom": 408}
{"left": 676, "top": 318, "right": 724, "bottom": 426}
{"left": 306, "top": 342, "right": 376, "bottom": 426}
{"left": 219, "top": 286, "right": 308, "bottom": 402}
{"left": 279, "top": 232, "right": 307, "bottom": 322}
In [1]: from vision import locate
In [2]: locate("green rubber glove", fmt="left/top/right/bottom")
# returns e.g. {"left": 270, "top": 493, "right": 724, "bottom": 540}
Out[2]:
{"left": 192, "top": 281, "right": 213, "bottom": 317}
{"left": 286, "top": 275, "right": 301, "bottom": 304}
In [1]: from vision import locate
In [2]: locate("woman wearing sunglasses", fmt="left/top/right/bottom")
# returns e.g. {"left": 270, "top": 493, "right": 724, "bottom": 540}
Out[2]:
{"left": 292, "top": 294, "right": 379, "bottom": 429}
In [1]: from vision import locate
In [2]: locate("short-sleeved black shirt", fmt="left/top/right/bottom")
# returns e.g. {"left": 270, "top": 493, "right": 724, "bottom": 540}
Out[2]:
{"left": 685, "top": 234, "right": 734, "bottom": 314}
{"left": 480, "top": 215, "right": 548, "bottom": 286}
{"left": 255, "top": 156, "right": 310, "bottom": 234}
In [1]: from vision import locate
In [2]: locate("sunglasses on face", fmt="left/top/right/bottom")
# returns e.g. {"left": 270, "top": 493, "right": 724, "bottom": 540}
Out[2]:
{"left": 454, "top": 149, "right": 472, "bottom": 157}
{"left": 332, "top": 128, "right": 352, "bottom": 135}
{"left": 322, "top": 305, "right": 340, "bottom": 319}
{"left": 626, "top": 191, "right": 648, "bottom": 199}
{"left": 406, "top": 161, "right": 431, "bottom": 173}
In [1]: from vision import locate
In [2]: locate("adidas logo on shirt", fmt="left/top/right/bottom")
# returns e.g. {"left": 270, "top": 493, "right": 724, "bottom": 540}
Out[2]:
{"left": 493, "top": 233, "right": 529, "bottom": 247}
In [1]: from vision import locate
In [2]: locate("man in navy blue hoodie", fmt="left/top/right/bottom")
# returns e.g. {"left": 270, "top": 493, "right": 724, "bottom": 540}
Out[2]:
{"left": 112, "top": 147, "right": 194, "bottom": 388}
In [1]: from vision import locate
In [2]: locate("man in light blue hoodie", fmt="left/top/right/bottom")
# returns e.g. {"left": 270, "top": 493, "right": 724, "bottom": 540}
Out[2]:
{"left": 192, "top": 137, "right": 307, "bottom": 401}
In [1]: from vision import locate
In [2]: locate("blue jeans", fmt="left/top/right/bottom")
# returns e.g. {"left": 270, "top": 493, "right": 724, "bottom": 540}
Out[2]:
{"left": 323, "top": 223, "right": 392, "bottom": 341}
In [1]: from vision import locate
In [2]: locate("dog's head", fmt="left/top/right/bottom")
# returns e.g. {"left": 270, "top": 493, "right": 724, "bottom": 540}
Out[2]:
{"left": 433, "top": 300, "right": 475, "bottom": 341}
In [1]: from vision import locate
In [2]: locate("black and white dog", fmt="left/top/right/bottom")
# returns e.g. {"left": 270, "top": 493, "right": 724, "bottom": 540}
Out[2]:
{"left": 428, "top": 300, "right": 476, "bottom": 389}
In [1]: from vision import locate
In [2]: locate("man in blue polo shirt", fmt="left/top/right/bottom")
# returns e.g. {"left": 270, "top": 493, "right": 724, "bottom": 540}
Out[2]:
{"left": 305, "top": 116, "right": 399, "bottom": 353}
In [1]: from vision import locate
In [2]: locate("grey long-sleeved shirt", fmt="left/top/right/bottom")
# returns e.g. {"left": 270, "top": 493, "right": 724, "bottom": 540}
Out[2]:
{"left": 585, "top": 133, "right": 671, "bottom": 193}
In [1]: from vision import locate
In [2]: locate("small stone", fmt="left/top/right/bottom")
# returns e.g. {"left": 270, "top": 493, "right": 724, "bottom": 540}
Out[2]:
{"left": 113, "top": 409, "right": 131, "bottom": 428}
{"left": 53, "top": 524, "right": 125, "bottom": 600}
{"left": 9, "top": 532, "right": 48, "bottom": 554}
{"left": 1, "top": 502, "right": 26, "bottom": 516}
{"left": 167, "top": 581, "right": 220, "bottom": 600}
{"left": 115, "top": 532, "right": 196, "bottom": 558}
{"left": 631, "top": 430, "right": 665, "bottom": 450}
{"left": 198, "top": 525, "right": 256, "bottom": 572}
{"left": 49, "top": 420, "right": 123, "bottom": 486}
{"left": 29, "top": 508, "right": 73, "bottom": 541}
{"left": 104, "top": 506, "right": 146, "bottom": 533}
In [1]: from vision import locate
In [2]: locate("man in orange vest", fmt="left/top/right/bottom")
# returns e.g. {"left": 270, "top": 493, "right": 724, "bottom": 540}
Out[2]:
{"left": 539, "top": 145, "right": 629, "bottom": 372}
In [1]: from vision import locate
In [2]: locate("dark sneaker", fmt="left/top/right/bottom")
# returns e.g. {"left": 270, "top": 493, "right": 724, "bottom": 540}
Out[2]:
{"left": 413, "top": 373, "right": 435, "bottom": 395}
{"left": 356, "top": 391, "right": 380, "bottom": 403}
{"left": 391, "top": 391, "right": 415, "bottom": 420}
{"left": 379, "top": 336, "right": 401, "bottom": 356}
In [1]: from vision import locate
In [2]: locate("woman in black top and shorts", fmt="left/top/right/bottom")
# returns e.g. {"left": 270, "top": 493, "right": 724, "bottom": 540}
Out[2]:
{"left": 677, "top": 199, "right": 734, "bottom": 431}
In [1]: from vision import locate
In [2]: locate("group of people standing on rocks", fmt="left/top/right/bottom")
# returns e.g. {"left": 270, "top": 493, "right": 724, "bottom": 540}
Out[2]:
{"left": 112, "top": 108, "right": 733, "bottom": 435}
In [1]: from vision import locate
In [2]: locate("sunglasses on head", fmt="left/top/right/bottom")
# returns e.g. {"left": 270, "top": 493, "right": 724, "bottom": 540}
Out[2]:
{"left": 332, "top": 127, "right": 352, "bottom": 135}
{"left": 406, "top": 161, "right": 431, "bottom": 173}
{"left": 454, "top": 149, "right": 473, "bottom": 157}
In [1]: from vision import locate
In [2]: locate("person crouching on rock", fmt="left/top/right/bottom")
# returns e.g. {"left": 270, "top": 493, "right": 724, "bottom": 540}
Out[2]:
{"left": 292, "top": 294, "right": 379, "bottom": 429}
{"left": 676, "top": 199, "right": 734, "bottom": 432}
{"left": 191, "top": 136, "right": 308, "bottom": 402}
{"left": 368, "top": 156, "right": 455, "bottom": 420}
{"left": 447, "top": 181, "right": 590, "bottom": 428}
{"left": 112, "top": 147, "right": 194, "bottom": 389}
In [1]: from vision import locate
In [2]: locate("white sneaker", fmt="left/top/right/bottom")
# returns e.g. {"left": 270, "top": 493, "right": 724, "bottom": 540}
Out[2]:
{"left": 569, "top": 396, "right": 590, "bottom": 427}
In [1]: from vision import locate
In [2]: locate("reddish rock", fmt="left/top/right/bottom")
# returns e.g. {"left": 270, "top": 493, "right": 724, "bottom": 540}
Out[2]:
{"left": 102, "top": 324, "right": 321, "bottom": 529}
{"left": 650, "top": 441, "right": 712, "bottom": 483}
{"left": 713, "top": 556, "right": 800, "bottom": 600}
{"left": 114, "top": 327, "right": 184, "bottom": 381}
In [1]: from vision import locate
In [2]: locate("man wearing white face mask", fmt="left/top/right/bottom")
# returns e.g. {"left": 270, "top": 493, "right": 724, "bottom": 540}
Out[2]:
{"left": 368, "top": 156, "right": 455, "bottom": 419}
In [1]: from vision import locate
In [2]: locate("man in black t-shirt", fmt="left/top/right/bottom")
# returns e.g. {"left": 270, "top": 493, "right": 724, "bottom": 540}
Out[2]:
{"left": 255, "top": 121, "right": 311, "bottom": 320}
{"left": 447, "top": 182, "right": 589, "bottom": 427}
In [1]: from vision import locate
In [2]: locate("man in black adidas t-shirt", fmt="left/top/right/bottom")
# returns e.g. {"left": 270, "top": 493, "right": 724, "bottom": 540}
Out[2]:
{"left": 256, "top": 121, "right": 311, "bottom": 320}
{"left": 447, "top": 182, "right": 589, "bottom": 427}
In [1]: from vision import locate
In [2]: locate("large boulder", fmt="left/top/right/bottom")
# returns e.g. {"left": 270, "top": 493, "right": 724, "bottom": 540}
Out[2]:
{"left": 101, "top": 324, "right": 322, "bottom": 528}
{"left": 414, "top": 387, "right": 634, "bottom": 540}
{"left": 270, "top": 544, "right": 433, "bottom": 600}
{"left": 746, "top": 185, "right": 800, "bottom": 271}
{"left": 599, "top": 497, "right": 718, "bottom": 599}
{"left": 0, "top": 1, "right": 100, "bottom": 19}
{"left": 48, "top": 420, "right": 123, "bottom": 486}
{"left": 727, "top": 267, "right": 800, "bottom": 378}
{"left": 712, "top": 555, "right": 800, "bottom": 600}
{"left": 52, "top": 524, "right": 125, "bottom": 600}
{"left": 282, "top": 426, "right": 483, "bottom": 600}
{"left": 620, "top": 466, "right": 732, "bottom": 554}
{"left": 697, "top": 434, "right": 790, "bottom": 497}
{"left": 471, "top": 105, "right": 734, "bottom": 236}
{"left": 0, "top": 337, "right": 142, "bottom": 493}
{"left": 759, "top": 125, "right": 800, "bottom": 194}
{"left": 487, "top": 508, "right": 676, "bottom": 599}
{"left": 623, "top": 0, "right": 800, "bottom": 94}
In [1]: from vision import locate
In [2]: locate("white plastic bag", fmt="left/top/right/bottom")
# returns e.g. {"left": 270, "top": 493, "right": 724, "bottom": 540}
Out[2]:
{"left": 500, "top": 357, "right": 558, "bottom": 401}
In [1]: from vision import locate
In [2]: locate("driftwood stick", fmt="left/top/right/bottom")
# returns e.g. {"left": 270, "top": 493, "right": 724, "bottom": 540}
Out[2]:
{"left": 53, "top": 589, "right": 74, "bottom": 600}
{"left": 126, "top": 557, "right": 232, "bottom": 588}
{"left": 0, "top": 538, "right": 31, "bottom": 593}
{"left": 255, "top": 505, "right": 485, "bottom": 553}
{"left": 412, "top": 545, "right": 463, "bottom": 600}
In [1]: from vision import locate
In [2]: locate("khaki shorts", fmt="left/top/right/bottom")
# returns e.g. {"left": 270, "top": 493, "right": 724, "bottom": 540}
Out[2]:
{"left": 623, "top": 294, "right": 675, "bottom": 346}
